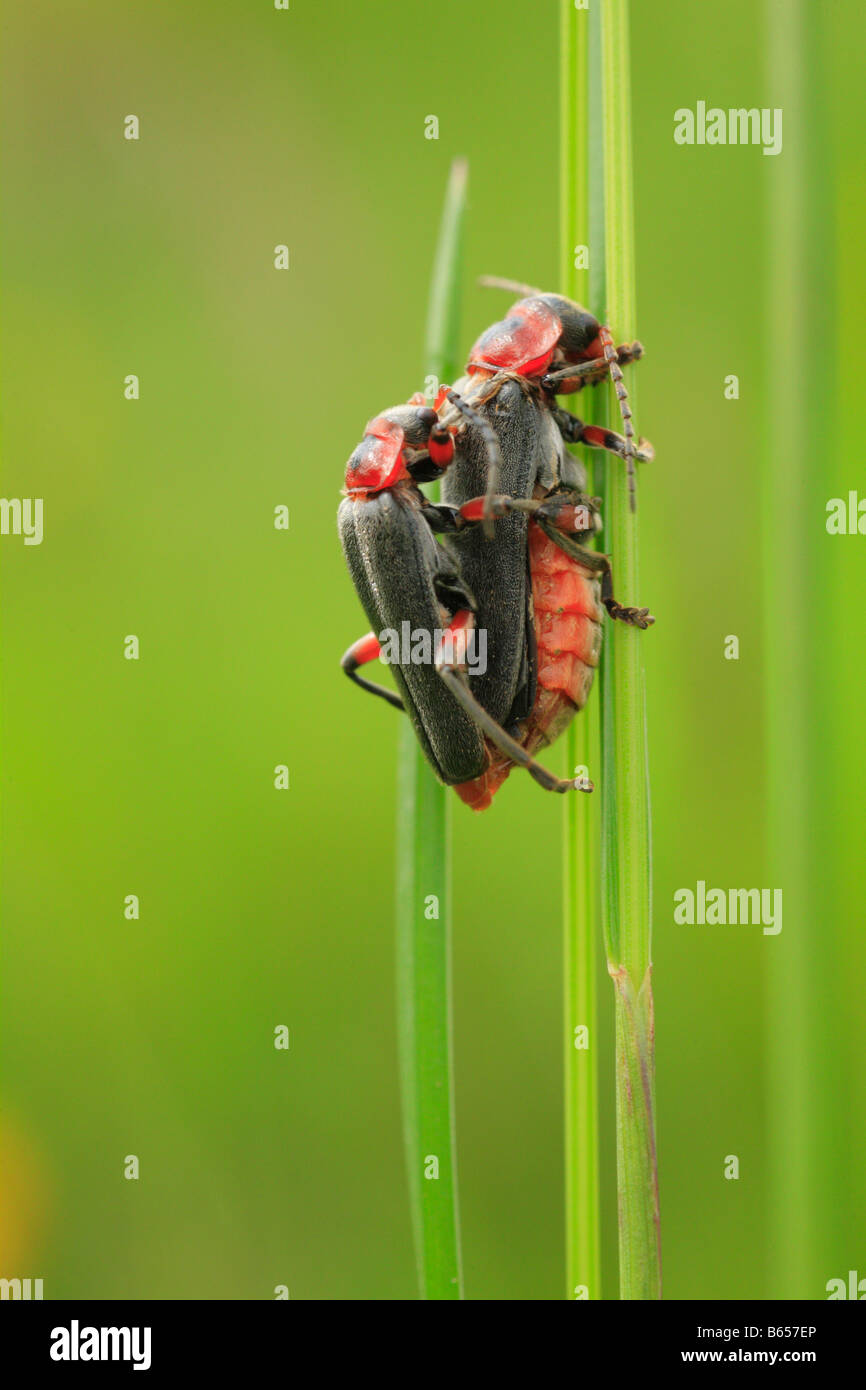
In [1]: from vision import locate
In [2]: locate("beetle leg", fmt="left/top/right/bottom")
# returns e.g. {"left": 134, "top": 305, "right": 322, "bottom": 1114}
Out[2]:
{"left": 406, "top": 452, "right": 448, "bottom": 485}
{"left": 598, "top": 583, "right": 654, "bottom": 628}
{"left": 341, "top": 632, "right": 405, "bottom": 711}
{"left": 551, "top": 409, "right": 655, "bottom": 464}
{"left": 454, "top": 493, "right": 598, "bottom": 532}
{"left": 417, "top": 499, "right": 472, "bottom": 533}
{"left": 433, "top": 610, "right": 591, "bottom": 795}
{"left": 544, "top": 337, "right": 644, "bottom": 513}
{"left": 437, "top": 662, "right": 591, "bottom": 795}
{"left": 541, "top": 343, "right": 644, "bottom": 394}
{"left": 532, "top": 514, "right": 654, "bottom": 629}
{"left": 421, "top": 494, "right": 540, "bottom": 536}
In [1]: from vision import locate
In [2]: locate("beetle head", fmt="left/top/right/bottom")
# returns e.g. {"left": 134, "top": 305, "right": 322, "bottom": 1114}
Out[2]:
{"left": 380, "top": 403, "right": 438, "bottom": 447}
{"left": 343, "top": 404, "right": 450, "bottom": 495}
{"left": 532, "top": 294, "right": 602, "bottom": 361}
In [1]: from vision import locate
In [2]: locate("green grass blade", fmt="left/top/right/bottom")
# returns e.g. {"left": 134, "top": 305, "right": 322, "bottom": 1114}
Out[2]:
{"left": 598, "top": 0, "right": 661, "bottom": 1300}
{"left": 395, "top": 157, "right": 467, "bottom": 1301}
{"left": 424, "top": 159, "right": 468, "bottom": 392}
{"left": 559, "top": 0, "right": 601, "bottom": 1303}
{"left": 762, "top": 1, "right": 841, "bottom": 1297}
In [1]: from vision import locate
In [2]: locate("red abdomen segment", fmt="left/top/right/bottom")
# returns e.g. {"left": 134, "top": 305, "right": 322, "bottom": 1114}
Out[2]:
{"left": 455, "top": 525, "right": 603, "bottom": 811}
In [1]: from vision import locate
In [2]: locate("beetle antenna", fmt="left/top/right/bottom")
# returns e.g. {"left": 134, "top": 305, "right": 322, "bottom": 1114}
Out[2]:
{"left": 445, "top": 388, "right": 501, "bottom": 538}
{"left": 478, "top": 275, "right": 544, "bottom": 298}
{"left": 599, "top": 324, "right": 637, "bottom": 511}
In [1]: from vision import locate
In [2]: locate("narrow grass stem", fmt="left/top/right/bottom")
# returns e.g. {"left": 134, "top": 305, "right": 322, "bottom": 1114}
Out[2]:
{"left": 598, "top": 0, "right": 661, "bottom": 1300}
{"left": 559, "top": 0, "right": 601, "bottom": 1303}
{"left": 395, "top": 158, "right": 467, "bottom": 1301}
{"left": 763, "top": 1, "right": 840, "bottom": 1297}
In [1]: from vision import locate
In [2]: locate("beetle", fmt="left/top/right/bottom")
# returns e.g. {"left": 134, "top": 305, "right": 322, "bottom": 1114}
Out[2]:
{"left": 468, "top": 275, "right": 649, "bottom": 509}
{"left": 339, "top": 281, "right": 654, "bottom": 809}
{"left": 436, "top": 280, "right": 655, "bottom": 808}
{"left": 338, "top": 389, "right": 587, "bottom": 794}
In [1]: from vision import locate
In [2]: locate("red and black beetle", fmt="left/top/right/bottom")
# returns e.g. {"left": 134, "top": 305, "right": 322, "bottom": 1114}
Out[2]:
{"left": 467, "top": 275, "right": 648, "bottom": 509}
{"left": 437, "top": 280, "right": 655, "bottom": 809}
{"left": 338, "top": 283, "right": 654, "bottom": 810}
{"left": 338, "top": 389, "right": 584, "bottom": 793}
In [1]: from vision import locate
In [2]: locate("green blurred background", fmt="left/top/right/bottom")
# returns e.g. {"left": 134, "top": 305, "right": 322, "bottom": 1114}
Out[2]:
{"left": 2, "top": 0, "right": 863, "bottom": 1299}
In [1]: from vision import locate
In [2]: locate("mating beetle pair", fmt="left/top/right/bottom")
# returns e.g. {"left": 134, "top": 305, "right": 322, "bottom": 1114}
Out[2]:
{"left": 338, "top": 282, "right": 654, "bottom": 811}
